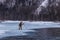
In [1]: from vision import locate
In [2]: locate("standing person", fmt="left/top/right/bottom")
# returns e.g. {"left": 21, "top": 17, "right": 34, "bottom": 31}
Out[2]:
{"left": 19, "top": 21, "right": 24, "bottom": 30}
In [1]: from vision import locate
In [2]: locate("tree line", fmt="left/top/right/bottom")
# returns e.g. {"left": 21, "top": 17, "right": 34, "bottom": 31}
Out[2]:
{"left": 0, "top": 0, "right": 60, "bottom": 21}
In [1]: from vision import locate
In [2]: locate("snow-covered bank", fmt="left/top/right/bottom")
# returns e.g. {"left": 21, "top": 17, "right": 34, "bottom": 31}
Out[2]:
{"left": 1, "top": 21, "right": 60, "bottom": 29}
{"left": 1, "top": 20, "right": 60, "bottom": 24}
{"left": 0, "top": 21, "right": 60, "bottom": 38}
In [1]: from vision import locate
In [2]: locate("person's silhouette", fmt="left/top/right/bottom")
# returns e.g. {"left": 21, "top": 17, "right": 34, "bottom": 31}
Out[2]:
{"left": 19, "top": 21, "right": 24, "bottom": 30}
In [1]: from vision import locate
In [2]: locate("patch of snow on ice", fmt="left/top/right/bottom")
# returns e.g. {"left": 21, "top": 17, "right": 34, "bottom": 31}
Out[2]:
{"left": 0, "top": 30, "right": 9, "bottom": 35}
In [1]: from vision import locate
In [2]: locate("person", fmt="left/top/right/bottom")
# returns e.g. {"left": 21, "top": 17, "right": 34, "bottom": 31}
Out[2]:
{"left": 19, "top": 21, "right": 24, "bottom": 30}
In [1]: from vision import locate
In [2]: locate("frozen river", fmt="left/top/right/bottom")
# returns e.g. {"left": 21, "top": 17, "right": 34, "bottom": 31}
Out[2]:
{"left": 0, "top": 21, "right": 60, "bottom": 38}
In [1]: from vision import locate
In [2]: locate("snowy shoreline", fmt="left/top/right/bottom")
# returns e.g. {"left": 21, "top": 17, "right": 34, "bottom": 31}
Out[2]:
{"left": 0, "top": 21, "right": 60, "bottom": 38}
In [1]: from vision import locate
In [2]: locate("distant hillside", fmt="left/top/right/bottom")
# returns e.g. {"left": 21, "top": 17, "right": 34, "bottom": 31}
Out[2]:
{"left": 0, "top": 0, "right": 60, "bottom": 21}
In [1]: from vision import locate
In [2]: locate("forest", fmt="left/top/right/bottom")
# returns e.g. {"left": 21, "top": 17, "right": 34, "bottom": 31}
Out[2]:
{"left": 0, "top": 0, "right": 60, "bottom": 21}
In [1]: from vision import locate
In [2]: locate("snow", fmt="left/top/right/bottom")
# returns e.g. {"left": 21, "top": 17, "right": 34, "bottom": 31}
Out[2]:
{"left": 40, "top": 0, "right": 48, "bottom": 8}
{"left": 0, "top": 30, "right": 35, "bottom": 38}
{"left": 1, "top": 20, "right": 19, "bottom": 23}
{"left": 0, "top": 30, "right": 8, "bottom": 35}
{"left": 34, "top": 0, "right": 49, "bottom": 15}
{"left": 0, "top": 21, "right": 60, "bottom": 38}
